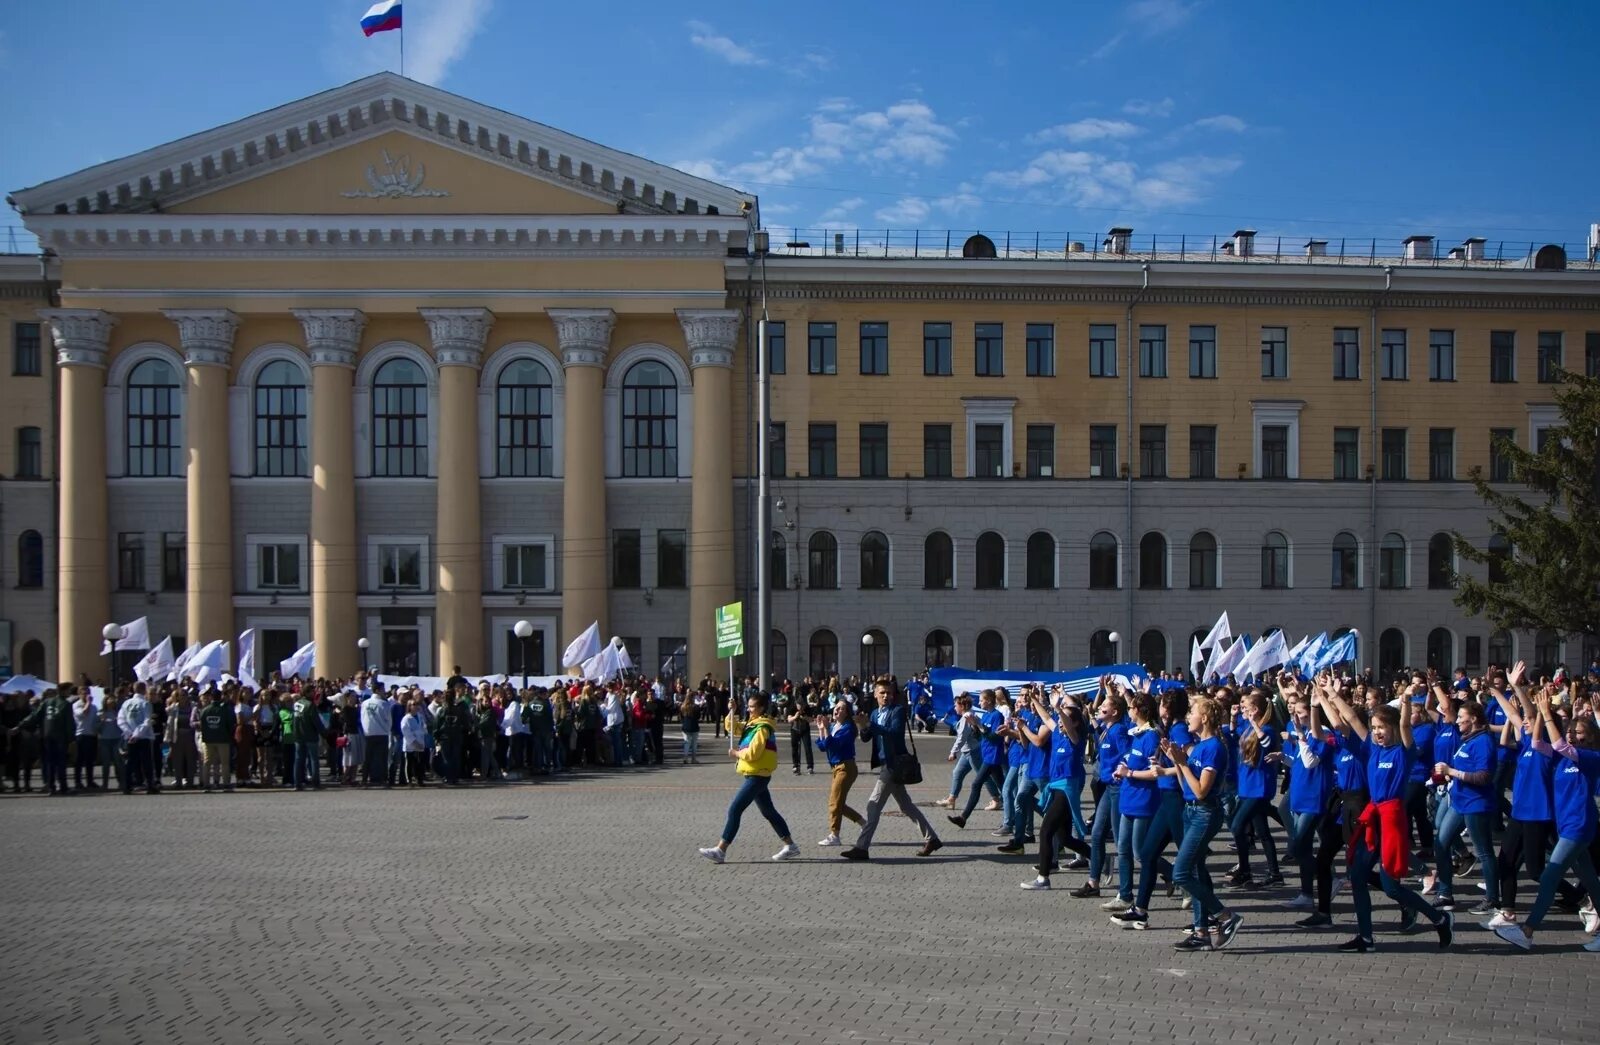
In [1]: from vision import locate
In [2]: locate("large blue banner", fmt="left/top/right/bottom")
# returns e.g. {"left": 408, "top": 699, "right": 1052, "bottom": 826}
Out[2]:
{"left": 928, "top": 663, "right": 1150, "bottom": 718}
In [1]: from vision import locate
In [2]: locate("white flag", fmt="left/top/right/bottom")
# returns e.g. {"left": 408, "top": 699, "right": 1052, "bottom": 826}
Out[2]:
{"left": 1237, "top": 630, "right": 1289, "bottom": 681}
{"left": 183, "top": 639, "right": 230, "bottom": 682}
{"left": 167, "top": 641, "right": 203, "bottom": 680}
{"left": 237, "top": 629, "right": 256, "bottom": 681}
{"left": 562, "top": 621, "right": 601, "bottom": 669}
{"left": 100, "top": 616, "right": 152, "bottom": 655}
{"left": 1189, "top": 636, "right": 1205, "bottom": 679}
{"left": 614, "top": 640, "right": 634, "bottom": 673}
{"left": 1199, "top": 611, "right": 1231, "bottom": 651}
{"left": 1285, "top": 633, "right": 1311, "bottom": 663}
{"left": 1201, "top": 638, "right": 1229, "bottom": 684}
{"left": 1211, "top": 636, "right": 1251, "bottom": 681}
{"left": 133, "top": 636, "right": 175, "bottom": 683}
{"left": 280, "top": 640, "right": 317, "bottom": 680}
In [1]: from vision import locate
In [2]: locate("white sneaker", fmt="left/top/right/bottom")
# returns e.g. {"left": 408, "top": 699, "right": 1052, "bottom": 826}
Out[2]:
{"left": 1020, "top": 876, "right": 1051, "bottom": 890}
{"left": 818, "top": 833, "right": 842, "bottom": 847}
{"left": 1101, "top": 896, "right": 1133, "bottom": 912}
{"left": 1584, "top": 935, "right": 1600, "bottom": 952}
{"left": 1483, "top": 911, "right": 1516, "bottom": 930}
{"left": 1419, "top": 874, "right": 1437, "bottom": 896}
{"left": 772, "top": 843, "right": 801, "bottom": 861}
{"left": 1493, "top": 923, "right": 1532, "bottom": 950}
{"left": 1582, "top": 907, "right": 1600, "bottom": 935}
{"left": 1284, "top": 893, "right": 1315, "bottom": 911}
{"left": 698, "top": 846, "right": 725, "bottom": 864}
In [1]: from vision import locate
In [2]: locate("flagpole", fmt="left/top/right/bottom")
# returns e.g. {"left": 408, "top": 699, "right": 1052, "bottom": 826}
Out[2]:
{"left": 400, "top": 20, "right": 405, "bottom": 76}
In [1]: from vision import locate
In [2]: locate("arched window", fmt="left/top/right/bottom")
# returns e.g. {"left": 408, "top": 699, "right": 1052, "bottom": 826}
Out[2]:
{"left": 976, "top": 531, "right": 1006, "bottom": 589}
{"left": 253, "top": 359, "right": 307, "bottom": 476}
{"left": 17, "top": 530, "right": 43, "bottom": 588}
{"left": 1188, "top": 532, "right": 1218, "bottom": 589}
{"left": 924, "top": 629, "right": 954, "bottom": 668}
{"left": 20, "top": 639, "right": 46, "bottom": 678}
{"left": 1139, "top": 532, "right": 1168, "bottom": 589}
{"left": 1379, "top": 532, "right": 1407, "bottom": 589}
{"left": 126, "top": 358, "right": 182, "bottom": 477}
{"left": 1488, "top": 534, "right": 1512, "bottom": 585}
{"left": 621, "top": 360, "right": 677, "bottom": 477}
{"left": 496, "top": 358, "right": 554, "bottom": 477}
{"left": 924, "top": 532, "right": 954, "bottom": 589}
{"left": 1139, "top": 629, "right": 1167, "bottom": 672}
{"left": 808, "top": 629, "right": 839, "bottom": 677}
{"left": 808, "top": 531, "right": 838, "bottom": 589}
{"left": 372, "top": 357, "right": 429, "bottom": 476}
{"left": 1025, "top": 532, "right": 1055, "bottom": 589}
{"left": 1261, "top": 531, "right": 1289, "bottom": 589}
{"left": 975, "top": 629, "right": 1005, "bottom": 670}
{"left": 1379, "top": 628, "right": 1407, "bottom": 679}
{"left": 1426, "top": 627, "right": 1454, "bottom": 674}
{"left": 1089, "top": 531, "right": 1119, "bottom": 590}
{"left": 860, "top": 531, "right": 890, "bottom": 590}
{"left": 1534, "top": 629, "right": 1562, "bottom": 674}
{"left": 1427, "top": 533, "right": 1455, "bottom": 589}
{"left": 769, "top": 629, "right": 788, "bottom": 681}
{"left": 1331, "top": 532, "right": 1359, "bottom": 589}
{"left": 1025, "top": 629, "right": 1055, "bottom": 671}
{"left": 1089, "top": 629, "right": 1115, "bottom": 666}
{"left": 1487, "top": 629, "right": 1513, "bottom": 669}
{"left": 770, "top": 532, "right": 788, "bottom": 590}
{"left": 861, "top": 628, "right": 890, "bottom": 678}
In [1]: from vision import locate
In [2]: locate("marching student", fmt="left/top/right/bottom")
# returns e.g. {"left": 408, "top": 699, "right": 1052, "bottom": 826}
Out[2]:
{"left": 841, "top": 678, "right": 944, "bottom": 861}
{"left": 698, "top": 692, "right": 800, "bottom": 864}
{"left": 999, "top": 687, "right": 1051, "bottom": 854}
{"left": 1228, "top": 689, "right": 1285, "bottom": 888}
{"left": 1432, "top": 699, "right": 1500, "bottom": 915}
{"left": 1021, "top": 691, "right": 1091, "bottom": 890}
{"left": 1165, "top": 694, "right": 1244, "bottom": 950}
{"left": 1280, "top": 681, "right": 1337, "bottom": 925}
{"left": 1101, "top": 691, "right": 1162, "bottom": 915}
{"left": 1486, "top": 662, "right": 1555, "bottom": 929}
{"left": 1113, "top": 688, "right": 1188, "bottom": 929}
{"left": 814, "top": 700, "right": 865, "bottom": 846}
{"left": 947, "top": 689, "right": 1007, "bottom": 829}
{"left": 1072, "top": 689, "right": 1130, "bottom": 899}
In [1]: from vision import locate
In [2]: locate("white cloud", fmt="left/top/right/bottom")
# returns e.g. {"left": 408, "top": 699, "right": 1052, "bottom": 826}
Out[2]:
{"left": 1085, "top": 31, "right": 1127, "bottom": 63}
{"left": 984, "top": 148, "right": 1241, "bottom": 210}
{"left": 1029, "top": 118, "right": 1142, "bottom": 144}
{"left": 1129, "top": 0, "right": 1201, "bottom": 33}
{"left": 688, "top": 20, "right": 765, "bottom": 66}
{"left": 1123, "top": 97, "right": 1175, "bottom": 118}
{"left": 1192, "top": 114, "right": 1248, "bottom": 133}
{"left": 876, "top": 197, "right": 931, "bottom": 225}
{"left": 407, "top": 0, "right": 494, "bottom": 85}
{"left": 820, "top": 197, "right": 865, "bottom": 221}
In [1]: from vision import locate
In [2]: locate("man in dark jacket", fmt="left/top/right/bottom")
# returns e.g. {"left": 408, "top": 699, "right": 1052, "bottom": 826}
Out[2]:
{"left": 840, "top": 679, "right": 943, "bottom": 861}
{"left": 434, "top": 690, "right": 471, "bottom": 785}
{"left": 291, "top": 690, "right": 324, "bottom": 790}
{"left": 14, "top": 684, "right": 75, "bottom": 795}
{"left": 523, "top": 689, "right": 554, "bottom": 775}
{"left": 197, "top": 688, "right": 237, "bottom": 791}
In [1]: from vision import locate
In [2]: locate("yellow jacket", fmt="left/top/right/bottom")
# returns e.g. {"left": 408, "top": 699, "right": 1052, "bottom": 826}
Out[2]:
{"left": 734, "top": 716, "right": 779, "bottom": 777}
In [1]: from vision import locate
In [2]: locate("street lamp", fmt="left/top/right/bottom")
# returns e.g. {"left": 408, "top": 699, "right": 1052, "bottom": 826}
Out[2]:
{"left": 357, "top": 637, "right": 370, "bottom": 672}
{"left": 102, "top": 622, "right": 125, "bottom": 690}
{"left": 513, "top": 620, "right": 533, "bottom": 688}
{"left": 1108, "top": 631, "right": 1122, "bottom": 664}
{"left": 861, "top": 631, "right": 874, "bottom": 681}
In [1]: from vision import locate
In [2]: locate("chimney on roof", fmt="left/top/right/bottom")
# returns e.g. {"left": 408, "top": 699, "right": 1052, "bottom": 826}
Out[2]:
{"left": 1447, "top": 247, "right": 1465, "bottom": 260}
{"left": 1105, "top": 227, "right": 1132, "bottom": 254}
{"left": 1233, "top": 229, "right": 1256, "bottom": 257}
{"left": 1462, "top": 237, "right": 1486, "bottom": 261}
{"left": 1403, "top": 235, "right": 1434, "bottom": 260}
{"left": 1221, "top": 240, "right": 1234, "bottom": 255}
{"left": 1305, "top": 239, "right": 1328, "bottom": 257}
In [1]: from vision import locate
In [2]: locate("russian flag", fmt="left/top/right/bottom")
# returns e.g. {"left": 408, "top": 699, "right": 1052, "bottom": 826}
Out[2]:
{"left": 361, "top": 0, "right": 402, "bottom": 36}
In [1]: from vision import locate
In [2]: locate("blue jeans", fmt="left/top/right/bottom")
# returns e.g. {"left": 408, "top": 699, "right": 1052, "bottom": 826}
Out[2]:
{"left": 1011, "top": 776, "right": 1042, "bottom": 845}
{"left": 1064, "top": 775, "right": 1089, "bottom": 839}
{"left": 1119, "top": 814, "right": 1152, "bottom": 901}
{"left": 720, "top": 774, "right": 791, "bottom": 847}
{"left": 1434, "top": 801, "right": 1499, "bottom": 905}
{"left": 1134, "top": 790, "right": 1182, "bottom": 910}
{"left": 607, "top": 727, "right": 625, "bottom": 767}
{"left": 294, "top": 741, "right": 320, "bottom": 788}
{"left": 1173, "top": 800, "right": 1225, "bottom": 929}
{"left": 630, "top": 728, "right": 648, "bottom": 765}
{"left": 1230, "top": 796, "right": 1281, "bottom": 878}
{"left": 1349, "top": 837, "right": 1442, "bottom": 939}
{"left": 1001, "top": 764, "right": 1023, "bottom": 832}
{"left": 1088, "top": 782, "right": 1121, "bottom": 886}
{"left": 1288, "top": 810, "right": 1322, "bottom": 898}
{"left": 1525, "top": 835, "right": 1600, "bottom": 931}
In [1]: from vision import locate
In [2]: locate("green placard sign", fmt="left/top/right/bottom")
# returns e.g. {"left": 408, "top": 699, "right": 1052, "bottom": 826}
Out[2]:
{"left": 715, "top": 602, "right": 744, "bottom": 659}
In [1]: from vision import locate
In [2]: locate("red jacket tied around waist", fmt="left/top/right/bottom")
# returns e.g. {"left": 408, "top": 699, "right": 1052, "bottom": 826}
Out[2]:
{"left": 1349, "top": 798, "right": 1409, "bottom": 878}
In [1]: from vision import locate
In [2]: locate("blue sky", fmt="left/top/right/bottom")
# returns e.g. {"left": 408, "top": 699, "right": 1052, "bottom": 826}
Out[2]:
{"left": 2, "top": 1, "right": 1595, "bottom": 255}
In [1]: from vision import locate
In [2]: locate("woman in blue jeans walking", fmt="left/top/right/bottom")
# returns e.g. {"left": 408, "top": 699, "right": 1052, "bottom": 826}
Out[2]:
{"left": 1112, "top": 689, "right": 1189, "bottom": 930}
{"left": 698, "top": 693, "right": 799, "bottom": 864}
{"left": 1432, "top": 701, "right": 1500, "bottom": 914}
{"left": 1071, "top": 689, "right": 1130, "bottom": 899}
{"left": 1228, "top": 689, "right": 1285, "bottom": 888}
{"left": 1166, "top": 694, "right": 1244, "bottom": 951}
{"left": 1104, "top": 692, "right": 1162, "bottom": 914}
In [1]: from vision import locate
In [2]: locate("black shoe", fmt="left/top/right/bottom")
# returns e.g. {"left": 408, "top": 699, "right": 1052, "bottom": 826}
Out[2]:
{"left": 996, "top": 842, "right": 1025, "bottom": 855}
{"left": 1436, "top": 911, "right": 1455, "bottom": 950}
{"left": 1065, "top": 855, "right": 1088, "bottom": 871}
{"left": 1225, "top": 872, "right": 1255, "bottom": 889}
{"left": 1173, "top": 931, "right": 1210, "bottom": 951}
{"left": 1259, "top": 872, "right": 1286, "bottom": 888}
{"left": 1209, "top": 913, "right": 1244, "bottom": 950}
{"left": 1454, "top": 854, "right": 1477, "bottom": 877}
{"left": 1434, "top": 896, "right": 1456, "bottom": 912}
{"left": 1111, "top": 908, "right": 1149, "bottom": 930}
{"left": 840, "top": 847, "right": 870, "bottom": 861}
{"left": 918, "top": 838, "right": 944, "bottom": 857}
{"left": 1397, "top": 908, "right": 1419, "bottom": 934}
{"left": 1070, "top": 884, "right": 1101, "bottom": 898}
{"left": 947, "top": 814, "right": 967, "bottom": 829}
{"left": 1296, "top": 912, "right": 1332, "bottom": 928}
{"left": 1468, "top": 900, "right": 1494, "bottom": 917}
{"left": 1021, "top": 835, "right": 1036, "bottom": 844}
{"left": 1336, "top": 935, "right": 1375, "bottom": 953}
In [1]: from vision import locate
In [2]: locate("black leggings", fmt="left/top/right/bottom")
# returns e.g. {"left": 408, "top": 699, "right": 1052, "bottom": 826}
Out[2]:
{"left": 791, "top": 730, "right": 813, "bottom": 770}
{"left": 1497, "top": 817, "right": 1552, "bottom": 911}
{"left": 1036, "top": 790, "right": 1092, "bottom": 877}
{"left": 1404, "top": 780, "right": 1431, "bottom": 855}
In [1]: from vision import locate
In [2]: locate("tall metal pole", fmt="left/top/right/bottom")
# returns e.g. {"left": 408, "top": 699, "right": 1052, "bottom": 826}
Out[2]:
{"left": 755, "top": 242, "right": 773, "bottom": 693}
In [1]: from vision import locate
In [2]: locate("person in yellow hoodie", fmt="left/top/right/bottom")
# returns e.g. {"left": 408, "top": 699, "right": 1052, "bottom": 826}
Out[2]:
{"left": 699, "top": 692, "right": 800, "bottom": 864}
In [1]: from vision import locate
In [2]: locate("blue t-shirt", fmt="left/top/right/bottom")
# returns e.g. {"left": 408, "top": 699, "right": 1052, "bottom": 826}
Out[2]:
{"left": 1333, "top": 734, "right": 1367, "bottom": 793}
{"left": 1020, "top": 710, "right": 1049, "bottom": 781}
{"left": 1235, "top": 724, "right": 1280, "bottom": 800}
{"left": 1432, "top": 720, "right": 1461, "bottom": 768}
{"left": 1119, "top": 728, "right": 1162, "bottom": 817}
{"left": 1408, "top": 722, "right": 1437, "bottom": 783}
{"left": 1449, "top": 731, "right": 1495, "bottom": 814}
{"left": 1157, "top": 721, "right": 1191, "bottom": 792}
{"left": 1509, "top": 726, "right": 1554, "bottom": 822}
{"left": 1285, "top": 730, "right": 1335, "bottom": 815}
{"left": 1222, "top": 713, "right": 1244, "bottom": 784}
{"left": 1097, "top": 719, "right": 1131, "bottom": 784}
{"left": 1350, "top": 735, "right": 1409, "bottom": 803}
{"left": 977, "top": 708, "right": 1006, "bottom": 766}
{"left": 1180, "top": 735, "right": 1226, "bottom": 802}
{"left": 814, "top": 720, "right": 857, "bottom": 766}
{"left": 1485, "top": 700, "right": 1509, "bottom": 768}
{"left": 1552, "top": 747, "right": 1600, "bottom": 843}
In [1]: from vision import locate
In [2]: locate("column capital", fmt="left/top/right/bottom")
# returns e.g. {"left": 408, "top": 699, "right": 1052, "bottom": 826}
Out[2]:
{"left": 420, "top": 307, "right": 494, "bottom": 368}
{"left": 40, "top": 308, "right": 117, "bottom": 367}
{"left": 293, "top": 308, "right": 366, "bottom": 367}
{"left": 676, "top": 308, "right": 740, "bottom": 369}
{"left": 162, "top": 308, "right": 239, "bottom": 367}
{"left": 548, "top": 308, "right": 615, "bottom": 368}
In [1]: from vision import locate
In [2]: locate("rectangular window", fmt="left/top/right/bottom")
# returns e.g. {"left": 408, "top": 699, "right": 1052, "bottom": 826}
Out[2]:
{"left": 1429, "top": 428, "right": 1454, "bottom": 481}
{"left": 859, "top": 422, "right": 888, "bottom": 478}
{"left": 923, "top": 322, "right": 951, "bottom": 375}
{"left": 378, "top": 543, "right": 423, "bottom": 589}
{"left": 1536, "top": 427, "right": 1553, "bottom": 454}
{"left": 1489, "top": 428, "right": 1515, "bottom": 482}
{"left": 1490, "top": 331, "right": 1516, "bottom": 383}
{"left": 1537, "top": 331, "right": 1563, "bottom": 383}
{"left": 1089, "top": 323, "right": 1118, "bottom": 377}
{"left": 503, "top": 544, "right": 548, "bottom": 589}
{"left": 1089, "top": 425, "right": 1117, "bottom": 479}
{"left": 859, "top": 321, "right": 889, "bottom": 375}
{"left": 769, "top": 421, "right": 786, "bottom": 476}
{"left": 117, "top": 533, "right": 145, "bottom": 591}
{"left": 16, "top": 426, "right": 42, "bottom": 478}
{"left": 161, "top": 532, "right": 186, "bottom": 592}
{"left": 1189, "top": 425, "right": 1216, "bottom": 479}
{"left": 1026, "top": 424, "right": 1055, "bottom": 478}
{"left": 974, "top": 424, "right": 1005, "bottom": 478}
{"left": 975, "top": 322, "right": 1004, "bottom": 376}
{"left": 1333, "top": 427, "right": 1360, "bottom": 480}
{"left": 1025, "top": 323, "right": 1055, "bottom": 377}
{"left": 1381, "top": 329, "right": 1408, "bottom": 380}
{"left": 1465, "top": 636, "right": 1482, "bottom": 672}
{"left": 808, "top": 423, "right": 837, "bottom": 477}
{"left": 1260, "top": 326, "right": 1288, "bottom": 379}
{"left": 923, "top": 424, "right": 952, "bottom": 478}
{"left": 1429, "top": 330, "right": 1455, "bottom": 381}
{"left": 807, "top": 322, "right": 837, "bottom": 375}
{"left": 765, "top": 320, "right": 785, "bottom": 375}
{"left": 1586, "top": 332, "right": 1600, "bottom": 378}
{"left": 1139, "top": 324, "right": 1167, "bottom": 378}
{"left": 1139, "top": 425, "right": 1167, "bottom": 478}
{"left": 1188, "top": 325, "right": 1217, "bottom": 378}
{"left": 612, "top": 529, "right": 641, "bottom": 589}
{"left": 12, "top": 322, "right": 41, "bottom": 376}
{"left": 1261, "top": 425, "right": 1289, "bottom": 479}
{"left": 1381, "top": 428, "right": 1407, "bottom": 481}
{"left": 657, "top": 529, "right": 687, "bottom": 588}
{"left": 259, "top": 543, "right": 301, "bottom": 589}
{"left": 1333, "top": 328, "right": 1361, "bottom": 380}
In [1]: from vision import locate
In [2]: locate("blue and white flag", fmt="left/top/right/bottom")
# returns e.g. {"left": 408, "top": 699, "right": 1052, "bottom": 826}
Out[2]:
{"left": 1310, "top": 631, "right": 1359, "bottom": 674}
{"left": 1296, "top": 632, "right": 1329, "bottom": 676}
{"left": 133, "top": 636, "right": 174, "bottom": 683}
{"left": 100, "top": 616, "right": 151, "bottom": 655}
{"left": 562, "top": 621, "right": 601, "bottom": 670}
{"left": 928, "top": 664, "right": 1149, "bottom": 719}
{"left": 1208, "top": 634, "right": 1251, "bottom": 682}
{"left": 1199, "top": 611, "right": 1231, "bottom": 652}
{"left": 1237, "top": 630, "right": 1289, "bottom": 681}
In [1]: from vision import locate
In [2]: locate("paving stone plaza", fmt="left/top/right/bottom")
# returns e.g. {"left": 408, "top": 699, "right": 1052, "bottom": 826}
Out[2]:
{"left": 3, "top": 748, "right": 1596, "bottom": 1045}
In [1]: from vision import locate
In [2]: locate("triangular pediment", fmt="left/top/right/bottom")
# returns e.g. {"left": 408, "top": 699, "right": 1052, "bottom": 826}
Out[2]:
{"left": 12, "top": 72, "right": 753, "bottom": 220}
